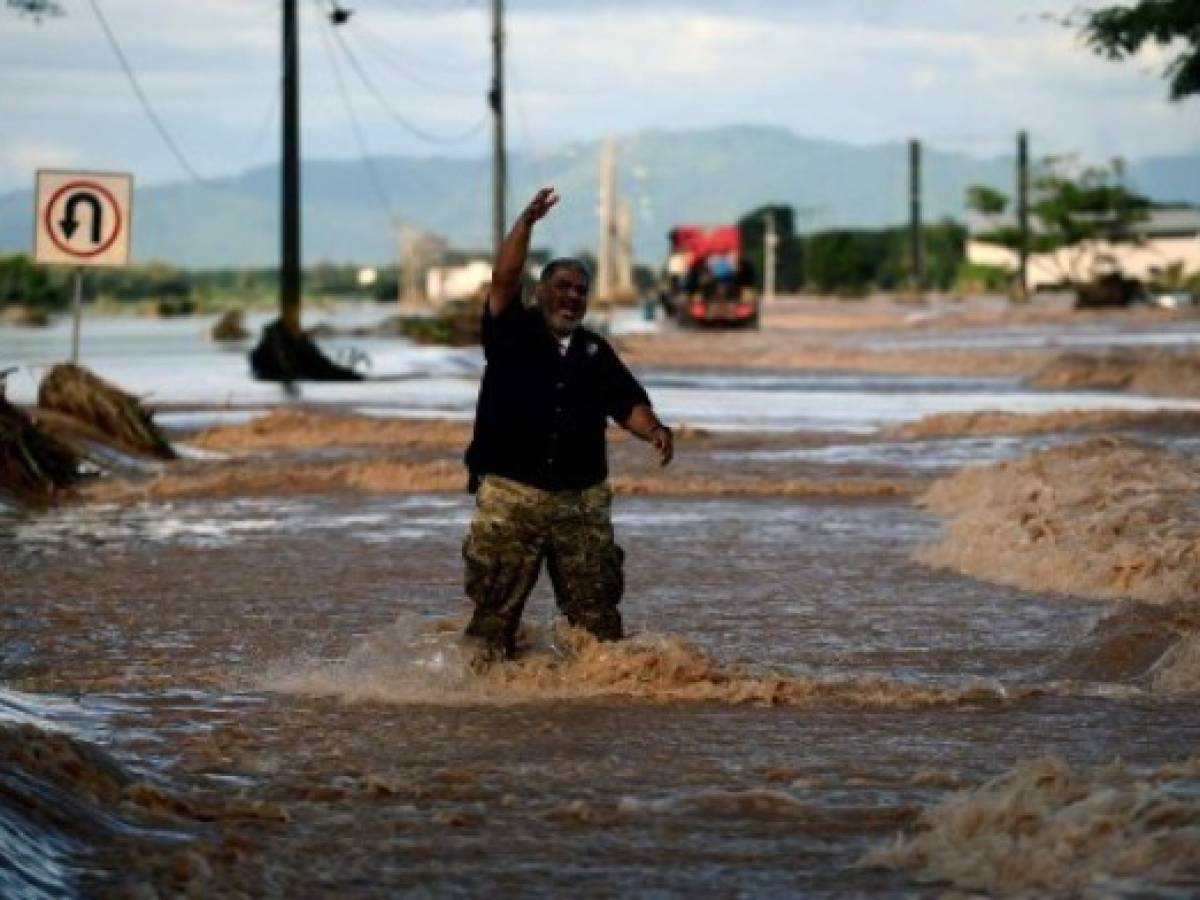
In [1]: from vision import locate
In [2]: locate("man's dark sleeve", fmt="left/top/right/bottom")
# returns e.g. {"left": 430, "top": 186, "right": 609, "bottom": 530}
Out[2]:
{"left": 600, "top": 343, "right": 651, "bottom": 424}
{"left": 480, "top": 298, "right": 526, "bottom": 358}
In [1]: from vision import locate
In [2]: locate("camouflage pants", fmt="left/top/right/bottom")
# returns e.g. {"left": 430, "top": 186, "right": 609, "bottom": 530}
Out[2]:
{"left": 463, "top": 475, "right": 624, "bottom": 658}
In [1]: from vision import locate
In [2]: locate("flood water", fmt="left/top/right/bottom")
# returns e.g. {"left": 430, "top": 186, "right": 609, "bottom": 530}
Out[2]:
{"left": 3, "top": 309, "right": 1200, "bottom": 896}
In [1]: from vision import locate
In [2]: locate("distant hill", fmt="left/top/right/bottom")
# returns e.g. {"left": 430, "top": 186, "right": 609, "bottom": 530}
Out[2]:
{"left": 1, "top": 125, "right": 1195, "bottom": 267}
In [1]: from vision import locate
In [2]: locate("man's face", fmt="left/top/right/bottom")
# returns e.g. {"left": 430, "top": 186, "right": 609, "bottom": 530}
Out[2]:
{"left": 537, "top": 266, "right": 590, "bottom": 337}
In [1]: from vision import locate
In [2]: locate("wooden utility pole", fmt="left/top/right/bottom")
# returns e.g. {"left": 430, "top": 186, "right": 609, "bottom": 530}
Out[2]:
{"left": 281, "top": 0, "right": 301, "bottom": 335}
{"left": 489, "top": 0, "right": 506, "bottom": 259}
{"left": 909, "top": 138, "right": 924, "bottom": 295}
{"left": 764, "top": 211, "right": 778, "bottom": 302}
{"left": 596, "top": 137, "right": 617, "bottom": 300}
{"left": 1016, "top": 130, "right": 1030, "bottom": 299}
{"left": 615, "top": 196, "right": 634, "bottom": 296}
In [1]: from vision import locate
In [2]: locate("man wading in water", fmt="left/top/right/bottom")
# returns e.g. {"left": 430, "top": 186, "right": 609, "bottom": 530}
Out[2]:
{"left": 462, "top": 187, "right": 674, "bottom": 664}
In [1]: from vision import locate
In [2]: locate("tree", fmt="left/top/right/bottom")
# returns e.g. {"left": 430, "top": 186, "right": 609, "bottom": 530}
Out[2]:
{"left": 965, "top": 157, "right": 1151, "bottom": 302}
{"left": 966, "top": 185, "right": 1009, "bottom": 216}
{"left": 737, "top": 205, "right": 805, "bottom": 293}
{"left": 0, "top": 254, "right": 66, "bottom": 310}
{"left": 1075, "top": 1, "right": 1200, "bottom": 100}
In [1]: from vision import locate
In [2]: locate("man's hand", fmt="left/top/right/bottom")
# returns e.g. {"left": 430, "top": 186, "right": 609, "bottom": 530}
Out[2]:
{"left": 489, "top": 187, "right": 560, "bottom": 317}
{"left": 623, "top": 404, "right": 673, "bottom": 466}
{"left": 650, "top": 425, "right": 674, "bottom": 467}
{"left": 521, "top": 187, "right": 559, "bottom": 225}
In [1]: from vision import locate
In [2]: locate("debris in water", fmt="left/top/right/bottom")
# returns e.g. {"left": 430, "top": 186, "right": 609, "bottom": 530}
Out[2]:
{"left": 38, "top": 363, "right": 176, "bottom": 460}
{"left": 209, "top": 309, "right": 250, "bottom": 342}
{"left": 248, "top": 319, "right": 364, "bottom": 382}
{"left": 0, "top": 379, "right": 83, "bottom": 504}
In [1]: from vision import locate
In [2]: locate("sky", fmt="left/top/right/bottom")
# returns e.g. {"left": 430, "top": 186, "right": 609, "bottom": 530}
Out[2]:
{"left": 1, "top": 0, "right": 1197, "bottom": 194}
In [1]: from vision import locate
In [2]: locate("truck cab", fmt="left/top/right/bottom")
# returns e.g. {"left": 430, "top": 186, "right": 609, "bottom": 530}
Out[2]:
{"left": 661, "top": 225, "right": 759, "bottom": 328}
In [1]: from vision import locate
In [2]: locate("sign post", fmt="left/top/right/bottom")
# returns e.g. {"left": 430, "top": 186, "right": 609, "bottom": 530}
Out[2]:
{"left": 70, "top": 268, "right": 83, "bottom": 362}
{"left": 34, "top": 170, "right": 134, "bottom": 362}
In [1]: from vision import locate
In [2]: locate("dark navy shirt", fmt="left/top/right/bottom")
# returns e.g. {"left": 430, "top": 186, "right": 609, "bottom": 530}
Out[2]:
{"left": 464, "top": 301, "right": 650, "bottom": 491}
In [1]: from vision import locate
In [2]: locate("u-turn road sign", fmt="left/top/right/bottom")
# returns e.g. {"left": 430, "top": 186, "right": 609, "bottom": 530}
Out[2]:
{"left": 34, "top": 169, "right": 133, "bottom": 268}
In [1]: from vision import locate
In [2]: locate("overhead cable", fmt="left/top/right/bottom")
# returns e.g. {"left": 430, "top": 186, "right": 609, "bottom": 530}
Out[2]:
{"left": 87, "top": 0, "right": 217, "bottom": 186}
{"left": 345, "top": 18, "right": 482, "bottom": 96}
{"left": 330, "top": 23, "right": 487, "bottom": 144}
{"left": 312, "top": 0, "right": 401, "bottom": 231}
{"left": 358, "top": 5, "right": 486, "bottom": 75}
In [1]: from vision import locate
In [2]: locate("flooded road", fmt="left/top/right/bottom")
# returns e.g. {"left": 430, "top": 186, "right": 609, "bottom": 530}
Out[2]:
{"left": 4, "top": 306, "right": 1200, "bottom": 895}
{"left": 4, "top": 490, "right": 1199, "bottom": 896}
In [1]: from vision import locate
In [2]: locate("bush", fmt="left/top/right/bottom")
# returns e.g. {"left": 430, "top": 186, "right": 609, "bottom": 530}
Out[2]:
{"left": 955, "top": 262, "right": 1012, "bottom": 295}
{"left": 0, "top": 254, "right": 67, "bottom": 309}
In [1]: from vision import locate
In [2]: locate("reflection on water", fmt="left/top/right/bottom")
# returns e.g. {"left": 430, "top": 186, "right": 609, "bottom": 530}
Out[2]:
{"left": 860, "top": 321, "right": 1200, "bottom": 351}
{"left": 713, "top": 430, "right": 1200, "bottom": 471}
{"left": 7, "top": 312, "right": 1200, "bottom": 433}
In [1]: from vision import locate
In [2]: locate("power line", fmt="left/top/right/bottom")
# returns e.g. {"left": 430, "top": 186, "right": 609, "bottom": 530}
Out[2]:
{"left": 357, "top": 3, "right": 486, "bottom": 75}
{"left": 243, "top": 80, "right": 282, "bottom": 169}
{"left": 312, "top": 0, "right": 401, "bottom": 232}
{"left": 86, "top": 0, "right": 217, "bottom": 186}
{"left": 506, "top": 57, "right": 561, "bottom": 248}
{"left": 329, "top": 23, "right": 488, "bottom": 144}
{"left": 374, "top": 0, "right": 481, "bottom": 17}
{"left": 344, "top": 17, "right": 483, "bottom": 96}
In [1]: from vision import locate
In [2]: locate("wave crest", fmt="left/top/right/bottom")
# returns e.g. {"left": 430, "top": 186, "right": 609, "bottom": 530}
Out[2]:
{"left": 863, "top": 755, "right": 1200, "bottom": 893}
{"left": 918, "top": 438, "right": 1200, "bottom": 604}
{"left": 255, "top": 617, "right": 988, "bottom": 710}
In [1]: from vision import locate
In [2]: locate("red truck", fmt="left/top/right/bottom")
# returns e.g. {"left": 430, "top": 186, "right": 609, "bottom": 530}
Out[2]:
{"left": 660, "top": 225, "right": 759, "bottom": 328}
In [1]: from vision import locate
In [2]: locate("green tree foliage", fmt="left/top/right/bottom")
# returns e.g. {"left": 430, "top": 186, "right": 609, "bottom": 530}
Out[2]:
{"left": 1033, "top": 157, "right": 1150, "bottom": 247}
{"left": 966, "top": 185, "right": 1008, "bottom": 216}
{"left": 0, "top": 254, "right": 66, "bottom": 309}
{"left": 737, "top": 206, "right": 805, "bottom": 293}
{"left": 90, "top": 263, "right": 192, "bottom": 302}
{"left": 803, "top": 221, "right": 964, "bottom": 295}
{"left": 1076, "top": 0, "right": 1200, "bottom": 100}
{"left": 805, "top": 230, "right": 892, "bottom": 295}
{"left": 967, "top": 157, "right": 1150, "bottom": 284}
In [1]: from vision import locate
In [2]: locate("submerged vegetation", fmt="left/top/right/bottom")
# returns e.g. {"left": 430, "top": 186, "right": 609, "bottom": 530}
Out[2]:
{"left": 0, "top": 382, "right": 82, "bottom": 505}
{"left": 38, "top": 364, "right": 176, "bottom": 460}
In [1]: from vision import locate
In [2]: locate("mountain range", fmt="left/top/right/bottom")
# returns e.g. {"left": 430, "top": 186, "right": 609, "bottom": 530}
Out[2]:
{"left": 1, "top": 125, "right": 1196, "bottom": 268}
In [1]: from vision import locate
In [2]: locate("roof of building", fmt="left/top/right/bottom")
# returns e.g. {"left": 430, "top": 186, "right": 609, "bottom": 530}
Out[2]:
{"left": 967, "top": 205, "right": 1200, "bottom": 240}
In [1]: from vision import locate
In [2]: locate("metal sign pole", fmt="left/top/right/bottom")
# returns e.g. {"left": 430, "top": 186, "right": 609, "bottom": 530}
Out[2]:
{"left": 70, "top": 268, "right": 83, "bottom": 363}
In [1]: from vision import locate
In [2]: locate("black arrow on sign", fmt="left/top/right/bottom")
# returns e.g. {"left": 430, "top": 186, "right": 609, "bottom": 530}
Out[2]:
{"left": 59, "top": 192, "right": 103, "bottom": 244}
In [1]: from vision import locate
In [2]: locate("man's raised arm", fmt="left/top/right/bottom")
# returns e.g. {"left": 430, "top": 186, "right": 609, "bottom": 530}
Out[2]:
{"left": 488, "top": 187, "right": 559, "bottom": 318}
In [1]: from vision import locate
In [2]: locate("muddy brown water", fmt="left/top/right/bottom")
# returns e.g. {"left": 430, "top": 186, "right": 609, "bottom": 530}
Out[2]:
{"left": 4, "top": 487, "right": 1200, "bottom": 897}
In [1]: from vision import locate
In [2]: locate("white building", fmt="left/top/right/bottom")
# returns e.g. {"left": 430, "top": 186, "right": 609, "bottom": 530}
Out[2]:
{"left": 967, "top": 207, "right": 1200, "bottom": 290}
{"left": 425, "top": 260, "right": 492, "bottom": 306}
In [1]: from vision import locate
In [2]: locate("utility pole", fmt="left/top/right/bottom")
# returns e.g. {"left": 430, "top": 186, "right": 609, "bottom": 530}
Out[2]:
{"left": 764, "top": 211, "right": 778, "bottom": 302}
{"left": 615, "top": 196, "right": 634, "bottom": 296}
{"left": 281, "top": 0, "right": 301, "bottom": 335}
{"left": 596, "top": 137, "right": 617, "bottom": 300}
{"left": 1016, "top": 130, "right": 1030, "bottom": 299}
{"left": 909, "top": 138, "right": 924, "bottom": 296}
{"left": 489, "top": 0, "right": 506, "bottom": 259}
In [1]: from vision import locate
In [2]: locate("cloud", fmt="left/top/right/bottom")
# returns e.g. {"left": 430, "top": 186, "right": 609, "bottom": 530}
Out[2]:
{"left": 0, "top": 0, "right": 1194, "bottom": 194}
{"left": 0, "top": 139, "right": 81, "bottom": 175}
